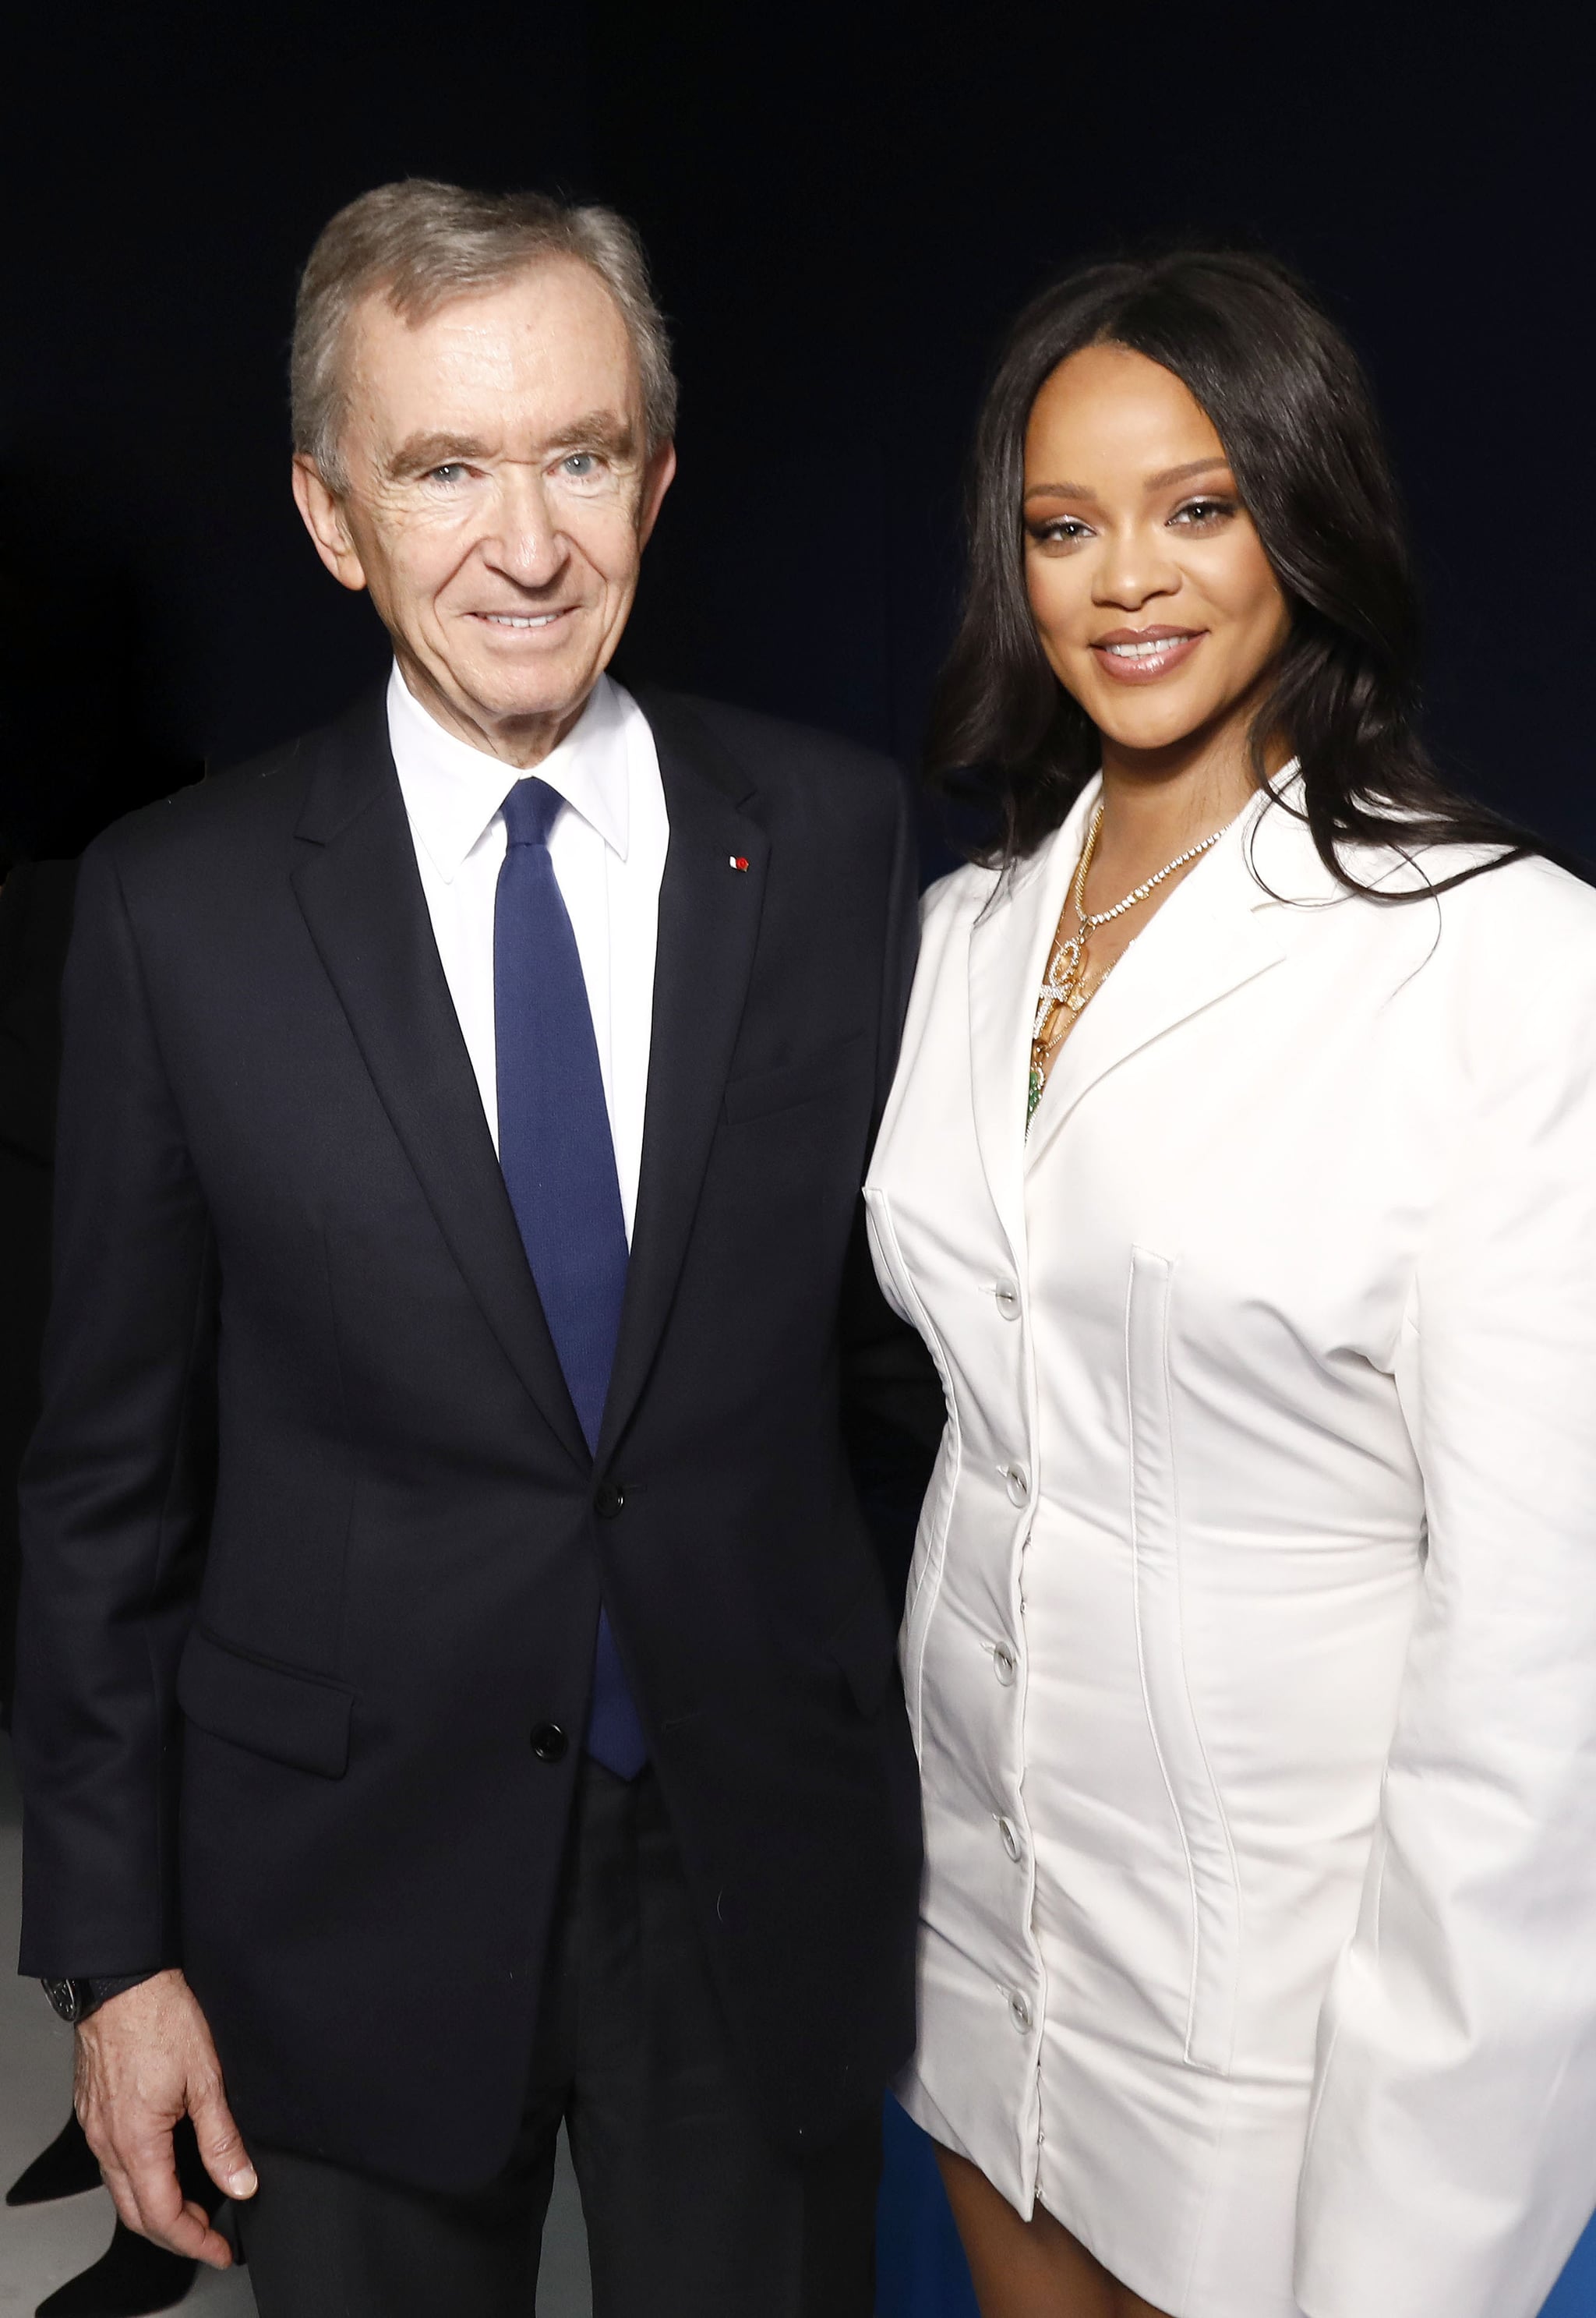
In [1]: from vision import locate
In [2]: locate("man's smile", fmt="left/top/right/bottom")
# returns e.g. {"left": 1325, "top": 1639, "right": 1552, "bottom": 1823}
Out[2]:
{"left": 468, "top": 606, "right": 578, "bottom": 632}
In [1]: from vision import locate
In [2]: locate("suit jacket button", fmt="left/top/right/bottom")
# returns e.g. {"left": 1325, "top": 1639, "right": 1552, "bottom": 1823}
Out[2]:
{"left": 530, "top": 1723, "right": 569, "bottom": 1763}
{"left": 593, "top": 1481, "right": 626, "bottom": 1518}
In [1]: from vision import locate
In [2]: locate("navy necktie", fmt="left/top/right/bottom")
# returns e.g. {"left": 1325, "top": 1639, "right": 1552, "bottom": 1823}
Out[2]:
{"left": 493, "top": 776, "right": 648, "bottom": 1780}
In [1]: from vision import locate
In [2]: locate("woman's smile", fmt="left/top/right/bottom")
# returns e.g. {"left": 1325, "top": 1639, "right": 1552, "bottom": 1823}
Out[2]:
{"left": 1090, "top": 625, "right": 1206, "bottom": 682}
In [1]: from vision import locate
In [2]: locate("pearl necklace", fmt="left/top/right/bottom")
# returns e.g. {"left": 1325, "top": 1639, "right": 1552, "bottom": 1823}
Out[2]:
{"left": 1026, "top": 800, "right": 1238, "bottom": 1125}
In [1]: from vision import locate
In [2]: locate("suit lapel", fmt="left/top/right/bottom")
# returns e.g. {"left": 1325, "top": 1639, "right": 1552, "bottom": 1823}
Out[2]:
{"left": 966, "top": 784, "right": 1095, "bottom": 1275}
{"left": 598, "top": 693, "right": 768, "bottom": 1460}
{"left": 290, "top": 693, "right": 588, "bottom": 1466}
{"left": 1022, "top": 790, "right": 1301, "bottom": 1172}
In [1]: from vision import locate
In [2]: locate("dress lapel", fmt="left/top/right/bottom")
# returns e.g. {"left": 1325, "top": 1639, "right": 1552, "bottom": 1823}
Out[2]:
{"left": 290, "top": 692, "right": 589, "bottom": 1466}
{"left": 597, "top": 692, "right": 768, "bottom": 1461}
{"left": 966, "top": 783, "right": 1097, "bottom": 1276}
{"left": 1022, "top": 786, "right": 1320, "bottom": 1172}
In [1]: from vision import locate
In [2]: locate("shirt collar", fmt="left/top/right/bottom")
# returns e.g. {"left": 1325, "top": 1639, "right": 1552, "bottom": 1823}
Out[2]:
{"left": 386, "top": 663, "right": 632, "bottom": 882}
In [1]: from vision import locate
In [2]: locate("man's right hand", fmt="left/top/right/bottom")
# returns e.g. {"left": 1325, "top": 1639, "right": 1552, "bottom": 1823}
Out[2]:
{"left": 73, "top": 1966, "right": 257, "bottom": 2267}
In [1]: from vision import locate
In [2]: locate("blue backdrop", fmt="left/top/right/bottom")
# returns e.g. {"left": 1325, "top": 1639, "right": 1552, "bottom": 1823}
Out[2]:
{"left": 877, "top": 2098, "right": 1596, "bottom": 2316}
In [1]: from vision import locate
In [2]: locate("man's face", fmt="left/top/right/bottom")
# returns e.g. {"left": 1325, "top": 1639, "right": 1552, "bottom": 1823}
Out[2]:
{"left": 293, "top": 258, "right": 675, "bottom": 765}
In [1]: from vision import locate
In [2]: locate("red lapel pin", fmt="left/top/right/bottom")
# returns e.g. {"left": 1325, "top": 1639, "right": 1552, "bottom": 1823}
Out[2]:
{"left": 729, "top": 855, "right": 749, "bottom": 871}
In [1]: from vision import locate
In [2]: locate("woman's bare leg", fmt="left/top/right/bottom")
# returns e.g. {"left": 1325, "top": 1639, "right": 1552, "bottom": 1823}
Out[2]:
{"left": 935, "top": 2147, "right": 1174, "bottom": 2318}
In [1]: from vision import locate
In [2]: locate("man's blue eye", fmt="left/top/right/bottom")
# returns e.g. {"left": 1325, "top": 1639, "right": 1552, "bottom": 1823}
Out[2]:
{"left": 429, "top": 465, "right": 466, "bottom": 485}
{"left": 563, "top": 454, "right": 598, "bottom": 476}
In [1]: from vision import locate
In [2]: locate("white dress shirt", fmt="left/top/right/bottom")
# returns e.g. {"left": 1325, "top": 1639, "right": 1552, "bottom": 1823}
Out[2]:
{"left": 386, "top": 663, "right": 669, "bottom": 1242}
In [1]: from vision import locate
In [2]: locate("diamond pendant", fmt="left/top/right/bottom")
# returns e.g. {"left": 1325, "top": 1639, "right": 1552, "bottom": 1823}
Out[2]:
{"left": 1035, "top": 972, "right": 1080, "bottom": 1039}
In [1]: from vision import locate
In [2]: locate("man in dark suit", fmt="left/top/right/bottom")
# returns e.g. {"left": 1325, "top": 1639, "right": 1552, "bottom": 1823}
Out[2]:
{"left": 13, "top": 180, "right": 937, "bottom": 2318}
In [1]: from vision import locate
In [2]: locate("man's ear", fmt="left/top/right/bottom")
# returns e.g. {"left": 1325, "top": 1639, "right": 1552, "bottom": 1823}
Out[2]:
{"left": 636, "top": 440, "right": 677, "bottom": 552}
{"left": 291, "top": 456, "right": 369, "bottom": 593}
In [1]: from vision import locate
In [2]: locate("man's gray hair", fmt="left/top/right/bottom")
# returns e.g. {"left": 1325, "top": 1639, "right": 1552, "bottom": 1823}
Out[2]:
{"left": 291, "top": 179, "right": 677, "bottom": 494}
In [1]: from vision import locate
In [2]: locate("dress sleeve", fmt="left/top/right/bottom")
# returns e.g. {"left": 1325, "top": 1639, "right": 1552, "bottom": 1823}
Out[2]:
{"left": 1294, "top": 874, "right": 1596, "bottom": 2318}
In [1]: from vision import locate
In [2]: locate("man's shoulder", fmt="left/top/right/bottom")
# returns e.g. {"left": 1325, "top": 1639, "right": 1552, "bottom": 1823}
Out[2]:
{"left": 90, "top": 694, "right": 384, "bottom": 887}
{"left": 98, "top": 740, "right": 308, "bottom": 861}
{"left": 635, "top": 687, "right": 904, "bottom": 811}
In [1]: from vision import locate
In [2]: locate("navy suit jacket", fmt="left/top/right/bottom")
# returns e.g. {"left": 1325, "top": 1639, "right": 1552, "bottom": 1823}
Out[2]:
{"left": 14, "top": 685, "right": 937, "bottom": 2191}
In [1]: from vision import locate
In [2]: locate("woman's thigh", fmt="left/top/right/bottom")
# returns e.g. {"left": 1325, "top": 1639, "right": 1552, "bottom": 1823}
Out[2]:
{"left": 935, "top": 2147, "right": 1172, "bottom": 2318}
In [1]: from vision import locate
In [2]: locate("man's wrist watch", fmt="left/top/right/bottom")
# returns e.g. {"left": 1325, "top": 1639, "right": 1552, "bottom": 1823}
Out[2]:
{"left": 42, "top": 1972, "right": 158, "bottom": 2025}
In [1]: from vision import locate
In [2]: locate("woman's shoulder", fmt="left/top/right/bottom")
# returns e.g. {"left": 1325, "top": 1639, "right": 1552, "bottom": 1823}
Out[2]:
{"left": 1316, "top": 818, "right": 1596, "bottom": 956}
{"left": 1256, "top": 783, "right": 1594, "bottom": 956}
{"left": 1400, "top": 851, "right": 1596, "bottom": 1077}
{"left": 1262, "top": 804, "right": 1596, "bottom": 1065}
{"left": 1424, "top": 847, "right": 1596, "bottom": 959}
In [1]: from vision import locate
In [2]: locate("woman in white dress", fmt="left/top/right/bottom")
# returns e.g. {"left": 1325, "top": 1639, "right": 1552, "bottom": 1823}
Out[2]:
{"left": 865, "top": 251, "right": 1596, "bottom": 2318}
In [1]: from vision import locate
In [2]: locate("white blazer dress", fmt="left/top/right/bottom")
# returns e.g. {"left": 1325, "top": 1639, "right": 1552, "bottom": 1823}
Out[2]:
{"left": 863, "top": 775, "right": 1596, "bottom": 2318}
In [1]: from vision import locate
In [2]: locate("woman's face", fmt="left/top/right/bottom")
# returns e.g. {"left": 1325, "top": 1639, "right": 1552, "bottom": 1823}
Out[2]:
{"left": 1022, "top": 344, "right": 1291, "bottom": 762}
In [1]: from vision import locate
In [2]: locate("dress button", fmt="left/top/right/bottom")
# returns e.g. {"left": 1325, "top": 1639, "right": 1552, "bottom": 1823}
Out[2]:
{"left": 998, "top": 1816, "right": 1022, "bottom": 1863}
{"left": 994, "top": 1279, "right": 1020, "bottom": 1320}
{"left": 529, "top": 1723, "right": 569, "bottom": 1763}
{"left": 1008, "top": 1991, "right": 1032, "bottom": 2034}
{"left": 1002, "top": 1461, "right": 1030, "bottom": 1507}
{"left": 992, "top": 1645, "right": 1017, "bottom": 1687}
{"left": 593, "top": 1481, "right": 626, "bottom": 1519}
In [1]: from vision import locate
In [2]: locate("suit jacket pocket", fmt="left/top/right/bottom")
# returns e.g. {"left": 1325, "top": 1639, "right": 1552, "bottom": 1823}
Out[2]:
{"left": 722, "top": 1033, "right": 869, "bottom": 1125}
{"left": 177, "top": 1627, "right": 355, "bottom": 1779}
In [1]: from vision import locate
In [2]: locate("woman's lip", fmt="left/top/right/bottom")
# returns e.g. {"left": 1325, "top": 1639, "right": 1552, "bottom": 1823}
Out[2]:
{"left": 1089, "top": 631, "right": 1205, "bottom": 683}
{"left": 1094, "top": 625, "right": 1199, "bottom": 645}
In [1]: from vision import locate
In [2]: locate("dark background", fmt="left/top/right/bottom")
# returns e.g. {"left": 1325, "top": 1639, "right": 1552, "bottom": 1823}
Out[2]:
{"left": 4, "top": 13, "right": 1596, "bottom": 2308}
{"left": 1, "top": 0, "right": 1591, "bottom": 858}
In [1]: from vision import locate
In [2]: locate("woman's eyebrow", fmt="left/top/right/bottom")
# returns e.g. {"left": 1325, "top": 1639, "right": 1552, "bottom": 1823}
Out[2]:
{"left": 1023, "top": 456, "right": 1233, "bottom": 503}
{"left": 1144, "top": 457, "right": 1233, "bottom": 489}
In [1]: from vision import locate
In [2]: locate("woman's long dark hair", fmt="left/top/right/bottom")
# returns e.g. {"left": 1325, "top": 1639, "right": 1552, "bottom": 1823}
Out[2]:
{"left": 929, "top": 249, "right": 1541, "bottom": 894}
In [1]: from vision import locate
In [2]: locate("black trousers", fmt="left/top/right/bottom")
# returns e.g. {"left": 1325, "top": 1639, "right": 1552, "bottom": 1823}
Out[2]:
{"left": 238, "top": 1760, "right": 881, "bottom": 2316}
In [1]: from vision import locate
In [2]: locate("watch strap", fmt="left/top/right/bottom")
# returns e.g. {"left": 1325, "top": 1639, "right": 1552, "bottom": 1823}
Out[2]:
{"left": 86, "top": 1972, "right": 159, "bottom": 2009}
{"left": 43, "top": 1970, "right": 160, "bottom": 2024}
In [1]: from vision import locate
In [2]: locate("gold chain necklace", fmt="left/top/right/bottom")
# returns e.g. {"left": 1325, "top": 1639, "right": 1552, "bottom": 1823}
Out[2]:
{"left": 1026, "top": 801, "right": 1237, "bottom": 1125}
